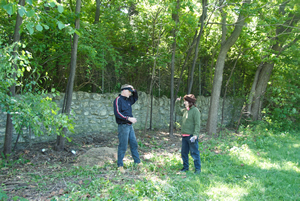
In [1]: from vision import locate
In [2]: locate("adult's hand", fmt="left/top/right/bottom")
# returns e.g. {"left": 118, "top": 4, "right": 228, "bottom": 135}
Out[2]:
{"left": 127, "top": 85, "right": 134, "bottom": 91}
{"left": 128, "top": 117, "right": 137, "bottom": 124}
{"left": 176, "top": 96, "right": 182, "bottom": 101}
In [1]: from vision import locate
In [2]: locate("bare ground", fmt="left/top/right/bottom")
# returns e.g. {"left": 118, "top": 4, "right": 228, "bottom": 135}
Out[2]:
{"left": 0, "top": 129, "right": 192, "bottom": 200}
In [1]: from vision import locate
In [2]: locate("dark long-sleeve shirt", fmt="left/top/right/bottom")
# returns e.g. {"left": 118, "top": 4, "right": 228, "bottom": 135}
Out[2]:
{"left": 113, "top": 90, "right": 138, "bottom": 124}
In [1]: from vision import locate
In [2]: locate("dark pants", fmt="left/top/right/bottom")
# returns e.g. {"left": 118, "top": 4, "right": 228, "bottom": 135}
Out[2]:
{"left": 117, "top": 124, "right": 140, "bottom": 167}
{"left": 181, "top": 136, "right": 201, "bottom": 171}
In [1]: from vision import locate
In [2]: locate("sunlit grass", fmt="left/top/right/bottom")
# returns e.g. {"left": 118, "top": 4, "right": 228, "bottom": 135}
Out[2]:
{"left": 205, "top": 183, "right": 249, "bottom": 200}
{"left": 1, "top": 126, "right": 299, "bottom": 200}
{"left": 56, "top": 127, "right": 299, "bottom": 201}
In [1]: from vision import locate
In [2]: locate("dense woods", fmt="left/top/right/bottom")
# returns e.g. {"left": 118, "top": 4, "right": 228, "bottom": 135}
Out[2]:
{"left": 1, "top": 0, "right": 299, "bottom": 154}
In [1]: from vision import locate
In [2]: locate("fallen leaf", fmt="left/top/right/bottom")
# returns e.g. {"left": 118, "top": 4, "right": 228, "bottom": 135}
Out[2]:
{"left": 59, "top": 189, "right": 64, "bottom": 195}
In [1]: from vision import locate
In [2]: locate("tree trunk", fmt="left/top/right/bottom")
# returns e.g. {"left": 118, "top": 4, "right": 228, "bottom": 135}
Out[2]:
{"left": 206, "top": 0, "right": 251, "bottom": 135}
{"left": 150, "top": 91, "right": 153, "bottom": 129}
{"left": 188, "top": 0, "right": 207, "bottom": 94}
{"left": 56, "top": 0, "right": 81, "bottom": 151}
{"left": 221, "top": 52, "right": 241, "bottom": 126}
{"left": 169, "top": 0, "right": 180, "bottom": 136}
{"left": 249, "top": 3, "right": 300, "bottom": 120}
{"left": 143, "top": 9, "right": 163, "bottom": 134}
{"left": 90, "top": 0, "right": 101, "bottom": 93}
{"left": 94, "top": 0, "right": 100, "bottom": 23}
{"left": 250, "top": 63, "right": 274, "bottom": 120}
{"left": 174, "top": 28, "right": 198, "bottom": 99}
{"left": 3, "top": 0, "right": 25, "bottom": 156}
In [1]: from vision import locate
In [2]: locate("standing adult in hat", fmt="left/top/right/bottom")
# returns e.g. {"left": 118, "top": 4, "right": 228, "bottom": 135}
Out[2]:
{"left": 113, "top": 84, "right": 141, "bottom": 173}
{"left": 175, "top": 94, "right": 201, "bottom": 174}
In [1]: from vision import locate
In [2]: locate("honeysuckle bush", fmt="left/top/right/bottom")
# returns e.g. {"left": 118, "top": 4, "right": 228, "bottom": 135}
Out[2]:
{"left": 0, "top": 41, "right": 74, "bottom": 144}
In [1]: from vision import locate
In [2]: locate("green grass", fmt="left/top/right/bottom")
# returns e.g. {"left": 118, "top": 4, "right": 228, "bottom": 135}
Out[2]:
{"left": 1, "top": 125, "right": 299, "bottom": 201}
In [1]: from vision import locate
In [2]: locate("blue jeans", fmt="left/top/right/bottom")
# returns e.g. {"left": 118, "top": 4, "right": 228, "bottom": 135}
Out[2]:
{"left": 117, "top": 124, "right": 140, "bottom": 167}
{"left": 181, "top": 136, "right": 201, "bottom": 171}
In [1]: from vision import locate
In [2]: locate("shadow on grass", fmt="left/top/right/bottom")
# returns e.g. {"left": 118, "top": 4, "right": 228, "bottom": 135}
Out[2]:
{"left": 49, "top": 130, "right": 300, "bottom": 200}
{"left": 175, "top": 131, "right": 300, "bottom": 200}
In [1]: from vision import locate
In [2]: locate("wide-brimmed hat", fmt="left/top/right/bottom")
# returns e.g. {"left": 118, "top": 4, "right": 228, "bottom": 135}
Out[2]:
{"left": 184, "top": 94, "right": 196, "bottom": 103}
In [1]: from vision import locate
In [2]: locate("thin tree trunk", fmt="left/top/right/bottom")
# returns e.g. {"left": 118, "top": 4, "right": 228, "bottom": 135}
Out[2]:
{"left": 150, "top": 91, "right": 153, "bottom": 129}
{"left": 169, "top": 0, "right": 180, "bottom": 136}
{"left": 174, "top": 29, "right": 198, "bottom": 99}
{"left": 56, "top": 0, "right": 81, "bottom": 151}
{"left": 174, "top": 0, "right": 208, "bottom": 98}
{"left": 188, "top": 0, "right": 207, "bottom": 94}
{"left": 91, "top": 0, "right": 101, "bottom": 93}
{"left": 94, "top": 0, "right": 100, "bottom": 23}
{"left": 221, "top": 52, "right": 241, "bottom": 127}
{"left": 143, "top": 9, "right": 163, "bottom": 134}
{"left": 3, "top": 0, "right": 25, "bottom": 156}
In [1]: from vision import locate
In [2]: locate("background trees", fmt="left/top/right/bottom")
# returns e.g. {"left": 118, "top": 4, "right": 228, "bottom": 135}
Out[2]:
{"left": 0, "top": 0, "right": 299, "bottom": 150}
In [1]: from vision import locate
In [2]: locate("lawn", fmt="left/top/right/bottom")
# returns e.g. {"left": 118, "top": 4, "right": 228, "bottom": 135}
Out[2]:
{"left": 1, "top": 125, "right": 299, "bottom": 201}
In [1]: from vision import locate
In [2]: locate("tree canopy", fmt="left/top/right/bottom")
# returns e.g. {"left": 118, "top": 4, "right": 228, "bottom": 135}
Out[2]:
{"left": 1, "top": 0, "right": 299, "bottom": 139}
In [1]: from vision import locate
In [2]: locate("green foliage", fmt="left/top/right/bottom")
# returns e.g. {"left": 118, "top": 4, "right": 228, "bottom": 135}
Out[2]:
{"left": 0, "top": 153, "right": 30, "bottom": 168}
{"left": 261, "top": 48, "right": 300, "bottom": 131}
{"left": 1, "top": 0, "right": 299, "bottom": 135}
{"left": 9, "top": 92, "right": 74, "bottom": 139}
{"left": 0, "top": 40, "right": 74, "bottom": 142}
{"left": 0, "top": 0, "right": 71, "bottom": 35}
{"left": 0, "top": 189, "right": 8, "bottom": 201}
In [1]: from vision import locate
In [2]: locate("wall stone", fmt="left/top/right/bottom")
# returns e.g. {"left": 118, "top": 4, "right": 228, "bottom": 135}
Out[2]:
{"left": 0, "top": 91, "right": 243, "bottom": 146}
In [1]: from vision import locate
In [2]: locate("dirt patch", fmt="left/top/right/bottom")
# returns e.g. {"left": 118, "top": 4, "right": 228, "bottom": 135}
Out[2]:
{"left": 76, "top": 147, "right": 117, "bottom": 167}
{"left": 0, "top": 129, "right": 183, "bottom": 200}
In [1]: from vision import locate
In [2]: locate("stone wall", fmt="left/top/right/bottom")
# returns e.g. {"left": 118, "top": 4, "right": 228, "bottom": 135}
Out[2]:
{"left": 0, "top": 91, "right": 243, "bottom": 145}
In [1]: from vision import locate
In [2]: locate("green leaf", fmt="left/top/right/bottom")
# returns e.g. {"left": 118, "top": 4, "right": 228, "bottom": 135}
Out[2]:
{"left": 26, "top": 22, "right": 34, "bottom": 35}
{"left": 57, "top": 5, "right": 64, "bottom": 13}
{"left": 36, "top": 24, "right": 43, "bottom": 31}
{"left": 3, "top": 3, "right": 16, "bottom": 15}
{"left": 43, "top": 24, "right": 49, "bottom": 30}
{"left": 26, "top": 9, "right": 35, "bottom": 17}
{"left": 74, "top": 30, "right": 81, "bottom": 37}
{"left": 49, "top": 2, "right": 56, "bottom": 8}
{"left": 18, "top": 6, "right": 26, "bottom": 17}
{"left": 57, "top": 21, "right": 65, "bottom": 30}
{"left": 26, "top": 0, "right": 33, "bottom": 5}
